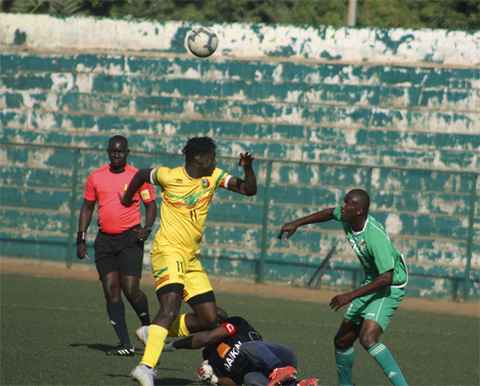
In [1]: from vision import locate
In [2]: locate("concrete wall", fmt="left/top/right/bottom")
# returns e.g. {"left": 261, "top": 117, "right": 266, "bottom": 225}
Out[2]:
{"left": 1, "top": 14, "right": 479, "bottom": 298}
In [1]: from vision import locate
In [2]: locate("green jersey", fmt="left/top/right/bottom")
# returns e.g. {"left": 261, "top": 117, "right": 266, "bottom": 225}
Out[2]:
{"left": 333, "top": 207, "right": 408, "bottom": 287}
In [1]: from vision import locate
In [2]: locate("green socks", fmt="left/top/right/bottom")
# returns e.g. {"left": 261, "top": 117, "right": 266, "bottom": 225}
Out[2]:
{"left": 368, "top": 343, "right": 408, "bottom": 386}
{"left": 335, "top": 347, "right": 355, "bottom": 386}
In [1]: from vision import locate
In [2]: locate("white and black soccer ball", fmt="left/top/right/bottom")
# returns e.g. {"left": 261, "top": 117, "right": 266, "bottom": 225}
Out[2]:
{"left": 187, "top": 27, "right": 218, "bottom": 58}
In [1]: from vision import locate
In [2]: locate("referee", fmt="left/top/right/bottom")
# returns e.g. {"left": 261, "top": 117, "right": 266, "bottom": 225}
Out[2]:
{"left": 77, "top": 135, "right": 157, "bottom": 356}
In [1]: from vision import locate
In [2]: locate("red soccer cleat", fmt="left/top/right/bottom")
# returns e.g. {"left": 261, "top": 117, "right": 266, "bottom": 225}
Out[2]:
{"left": 267, "top": 366, "right": 297, "bottom": 386}
{"left": 297, "top": 377, "right": 319, "bottom": 386}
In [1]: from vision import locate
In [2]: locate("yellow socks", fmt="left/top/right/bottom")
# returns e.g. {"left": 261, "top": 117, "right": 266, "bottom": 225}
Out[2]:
{"left": 167, "top": 313, "right": 190, "bottom": 337}
{"left": 140, "top": 316, "right": 190, "bottom": 368}
{"left": 140, "top": 325, "right": 168, "bottom": 368}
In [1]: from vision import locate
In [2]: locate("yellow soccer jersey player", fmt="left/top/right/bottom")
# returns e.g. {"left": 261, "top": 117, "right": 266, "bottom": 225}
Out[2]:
{"left": 149, "top": 166, "right": 232, "bottom": 296}
{"left": 121, "top": 137, "right": 257, "bottom": 385}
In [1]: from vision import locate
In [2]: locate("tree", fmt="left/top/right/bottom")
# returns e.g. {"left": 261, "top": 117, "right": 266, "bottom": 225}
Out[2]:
{"left": 1, "top": 0, "right": 479, "bottom": 30}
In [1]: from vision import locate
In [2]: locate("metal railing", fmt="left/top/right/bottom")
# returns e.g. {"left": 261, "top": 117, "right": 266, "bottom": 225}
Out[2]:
{"left": 1, "top": 142, "right": 478, "bottom": 299}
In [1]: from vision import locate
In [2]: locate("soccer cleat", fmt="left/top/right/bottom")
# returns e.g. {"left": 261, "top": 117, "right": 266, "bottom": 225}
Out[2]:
{"left": 106, "top": 344, "right": 135, "bottom": 356}
{"left": 267, "top": 366, "right": 297, "bottom": 386}
{"left": 297, "top": 377, "right": 319, "bottom": 386}
{"left": 135, "top": 326, "right": 148, "bottom": 345}
{"left": 130, "top": 364, "right": 156, "bottom": 386}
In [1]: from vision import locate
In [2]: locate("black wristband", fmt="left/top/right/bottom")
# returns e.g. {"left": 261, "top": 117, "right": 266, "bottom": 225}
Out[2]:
{"left": 76, "top": 231, "right": 87, "bottom": 244}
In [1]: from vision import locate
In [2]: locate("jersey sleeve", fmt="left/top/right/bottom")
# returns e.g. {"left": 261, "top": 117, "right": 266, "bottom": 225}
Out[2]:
{"left": 150, "top": 166, "right": 171, "bottom": 188}
{"left": 332, "top": 206, "right": 342, "bottom": 221}
{"left": 369, "top": 231, "right": 395, "bottom": 274}
{"left": 138, "top": 182, "right": 156, "bottom": 203}
{"left": 83, "top": 173, "right": 96, "bottom": 201}
{"left": 221, "top": 322, "right": 237, "bottom": 337}
{"left": 215, "top": 168, "right": 232, "bottom": 190}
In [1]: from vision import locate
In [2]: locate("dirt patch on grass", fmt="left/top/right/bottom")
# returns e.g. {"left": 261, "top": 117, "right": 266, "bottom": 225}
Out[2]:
{"left": 1, "top": 257, "right": 478, "bottom": 318}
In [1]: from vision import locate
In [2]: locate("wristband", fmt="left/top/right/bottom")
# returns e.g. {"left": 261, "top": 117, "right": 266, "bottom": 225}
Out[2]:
{"left": 76, "top": 231, "right": 87, "bottom": 244}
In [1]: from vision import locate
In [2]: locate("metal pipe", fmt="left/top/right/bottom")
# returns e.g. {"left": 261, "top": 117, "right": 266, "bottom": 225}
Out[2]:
{"left": 347, "top": 0, "right": 358, "bottom": 27}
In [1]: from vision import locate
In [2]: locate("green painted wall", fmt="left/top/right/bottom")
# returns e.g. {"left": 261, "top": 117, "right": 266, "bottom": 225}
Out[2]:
{"left": 0, "top": 16, "right": 478, "bottom": 299}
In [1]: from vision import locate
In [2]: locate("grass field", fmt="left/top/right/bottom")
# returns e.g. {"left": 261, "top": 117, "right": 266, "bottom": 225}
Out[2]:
{"left": 1, "top": 272, "right": 479, "bottom": 386}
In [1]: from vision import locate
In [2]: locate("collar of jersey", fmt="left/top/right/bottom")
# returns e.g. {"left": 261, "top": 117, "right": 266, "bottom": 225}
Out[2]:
{"left": 352, "top": 217, "right": 368, "bottom": 235}
{"left": 183, "top": 167, "right": 203, "bottom": 181}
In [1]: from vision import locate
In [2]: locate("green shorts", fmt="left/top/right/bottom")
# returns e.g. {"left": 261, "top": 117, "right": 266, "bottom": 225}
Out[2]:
{"left": 344, "top": 286, "right": 405, "bottom": 331}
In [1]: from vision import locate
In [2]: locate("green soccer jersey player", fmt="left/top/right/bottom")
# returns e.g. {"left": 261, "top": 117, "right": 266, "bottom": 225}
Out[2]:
{"left": 279, "top": 189, "right": 408, "bottom": 386}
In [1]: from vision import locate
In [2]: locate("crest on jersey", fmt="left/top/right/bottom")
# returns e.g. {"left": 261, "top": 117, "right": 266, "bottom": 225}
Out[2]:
{"left": 201, "top": 178, "right": 210, "bottom": 188}
{"left": 140, "top": 189, "right": 151, "bottom": 201}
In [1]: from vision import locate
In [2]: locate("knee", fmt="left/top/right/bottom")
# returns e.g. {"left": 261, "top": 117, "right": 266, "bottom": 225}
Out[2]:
{"left": 334, "top": 334, "right": 353, "bottom": 350}
{"left": 359, "top": 332, "right": 378, "bottom": 350}
{"left": 156, "top": 308, "right": 180, "bottom": 326}
{"left": 122, "top": 285, "right": 142, "bottom": 302}
{"left": 104, "top": 284, "right": 121, "bottom": 302}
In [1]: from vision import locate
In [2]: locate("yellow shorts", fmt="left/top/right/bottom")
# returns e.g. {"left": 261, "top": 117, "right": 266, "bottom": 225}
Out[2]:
{"left": 150, "top": 249, "right": 213, "bottom": 302}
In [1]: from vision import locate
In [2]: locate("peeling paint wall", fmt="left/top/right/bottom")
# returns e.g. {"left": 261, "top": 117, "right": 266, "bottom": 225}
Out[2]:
{"left": 0, "top": 14, "right": 478, "bottom": 298}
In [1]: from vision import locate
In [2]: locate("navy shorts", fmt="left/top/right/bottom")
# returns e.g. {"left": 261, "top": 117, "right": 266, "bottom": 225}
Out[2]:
{"left": 94, "top": 227, "right": 144, "bottom": 279}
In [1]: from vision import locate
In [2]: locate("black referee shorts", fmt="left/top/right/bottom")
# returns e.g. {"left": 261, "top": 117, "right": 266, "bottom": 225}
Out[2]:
{"left": 94, "top": 226, "right": 144, "bottom": 279}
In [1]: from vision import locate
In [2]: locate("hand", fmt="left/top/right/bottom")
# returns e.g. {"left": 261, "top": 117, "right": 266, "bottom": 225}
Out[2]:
{"left": 197, "top": 360, "right": 218, "bottom": 385}
{"left": 239, "top": 152, "right": 254, "bottom": 168}
{"left": 134, "top": 226, "right": 152, "bottom": 242}
{"left": 163, "top": 341, "right": 176, "bottom": 352}
{"left": 76, "top": 242, "right": 87, "bottom": 260}
{"left": 118, "top": 192, "right": 138, "bottom": 207}
{"left": 329, "top": 293, "right": 353, "bottom": 311}
{"left": 278, "top": 222, "right": 298, "bottom": 240}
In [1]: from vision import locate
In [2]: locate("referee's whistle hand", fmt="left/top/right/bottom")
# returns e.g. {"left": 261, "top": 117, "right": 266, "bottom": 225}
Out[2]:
{"left": 134, "top": 226, "right": 151, "bottom": 242}
{"left": 76, "top": 244, "right": 87, "bottom": 260}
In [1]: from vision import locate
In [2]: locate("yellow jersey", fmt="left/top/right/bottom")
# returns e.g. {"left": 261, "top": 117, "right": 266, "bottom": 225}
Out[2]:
{"left": 150, "top": 166, "right": 232, "bottom": 257}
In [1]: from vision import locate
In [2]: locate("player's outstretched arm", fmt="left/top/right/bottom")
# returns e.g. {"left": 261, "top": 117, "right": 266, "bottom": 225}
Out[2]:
{"left": 121, "top": 168, "right": 153, "bottom": 206}
{"left": 226, "top": 152, "right": 257, "bottom": 196}
{"left": 170, "top": 326, "right": 230, "bottom": 350}
{"left": 279, "top": 207, "right": 335, "bottom": 239}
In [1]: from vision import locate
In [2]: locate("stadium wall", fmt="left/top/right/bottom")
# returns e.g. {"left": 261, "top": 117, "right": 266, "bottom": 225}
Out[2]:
{"left": 1, "top": 14, "right": 479, "bottom": 299}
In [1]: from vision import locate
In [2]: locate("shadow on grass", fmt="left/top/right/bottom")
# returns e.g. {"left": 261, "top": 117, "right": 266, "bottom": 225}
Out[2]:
{"left": 70, "top": 342, "right": 120, "bottom": 354}
{"left": 104, "top": 373, "right": 197, "bottom": 385}
{"left": 70, "top": 343, "right": 198, "bottom": 384}
{"left": 105, "top": 374, "right": 195, "bottom": 384}
{"left": 69, "top": 342, "right": 146, "bottom": 357}
{"left": 154, "top": 378, "right": 198, "bottom": 385}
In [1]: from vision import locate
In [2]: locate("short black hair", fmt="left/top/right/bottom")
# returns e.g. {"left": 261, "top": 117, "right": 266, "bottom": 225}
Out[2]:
{"left": 182, "top": 137, "right": 216, "bottom": 161}
{"left": 108, "top": 135, "right": 128, "bottom": 149}
{"left": 347, "top": 189, "right": 370, "bottom": 212}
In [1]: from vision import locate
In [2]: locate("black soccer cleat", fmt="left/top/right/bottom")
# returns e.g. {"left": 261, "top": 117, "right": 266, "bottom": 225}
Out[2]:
{"left": 106, "top": 345, "right": 135, "bottom": 356}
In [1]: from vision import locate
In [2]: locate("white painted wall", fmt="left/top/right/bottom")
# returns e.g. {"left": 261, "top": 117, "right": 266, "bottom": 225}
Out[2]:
{"left": 0, "top": 13, "right": 479, "bottom": 66}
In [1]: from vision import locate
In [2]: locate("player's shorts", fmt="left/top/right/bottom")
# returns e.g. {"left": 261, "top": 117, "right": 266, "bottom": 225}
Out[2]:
{"left": 94, "top": 226, "right": 144, "bottom": 279}
{"left": 344, "top": 286, "right": 405, "bottom": 331}
{"left": 150, "top": 248, "right": 213, "bottom": 302}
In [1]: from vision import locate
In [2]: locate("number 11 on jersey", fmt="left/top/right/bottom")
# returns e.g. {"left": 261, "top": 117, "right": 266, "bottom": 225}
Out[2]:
{"left": 176, "top": 260, "right": 185, "bottom": 273}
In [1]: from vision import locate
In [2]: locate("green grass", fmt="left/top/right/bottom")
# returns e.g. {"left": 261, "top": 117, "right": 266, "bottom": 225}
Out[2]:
{"left": 1, "top": 272, "right": 478, "bottom": 386}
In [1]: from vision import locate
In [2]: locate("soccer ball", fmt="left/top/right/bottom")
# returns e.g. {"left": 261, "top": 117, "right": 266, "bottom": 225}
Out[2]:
{"left": 187, "top": 27, "right": 218, "bottom": 58}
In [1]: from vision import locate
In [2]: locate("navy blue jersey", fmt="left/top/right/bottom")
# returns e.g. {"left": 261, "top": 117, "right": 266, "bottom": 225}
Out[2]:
{"left": 202, "top": 316, "right": 262, "bottom": 384}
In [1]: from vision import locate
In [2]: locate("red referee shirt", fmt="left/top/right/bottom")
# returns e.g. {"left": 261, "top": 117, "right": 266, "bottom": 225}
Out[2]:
{"left": 83, "top": 164, "right": 156, "bottom": 234}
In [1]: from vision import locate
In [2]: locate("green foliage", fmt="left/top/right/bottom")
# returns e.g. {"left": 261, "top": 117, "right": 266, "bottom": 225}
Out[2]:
{"left": 1, "top": 0, "right": 479, "bottom": 30}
